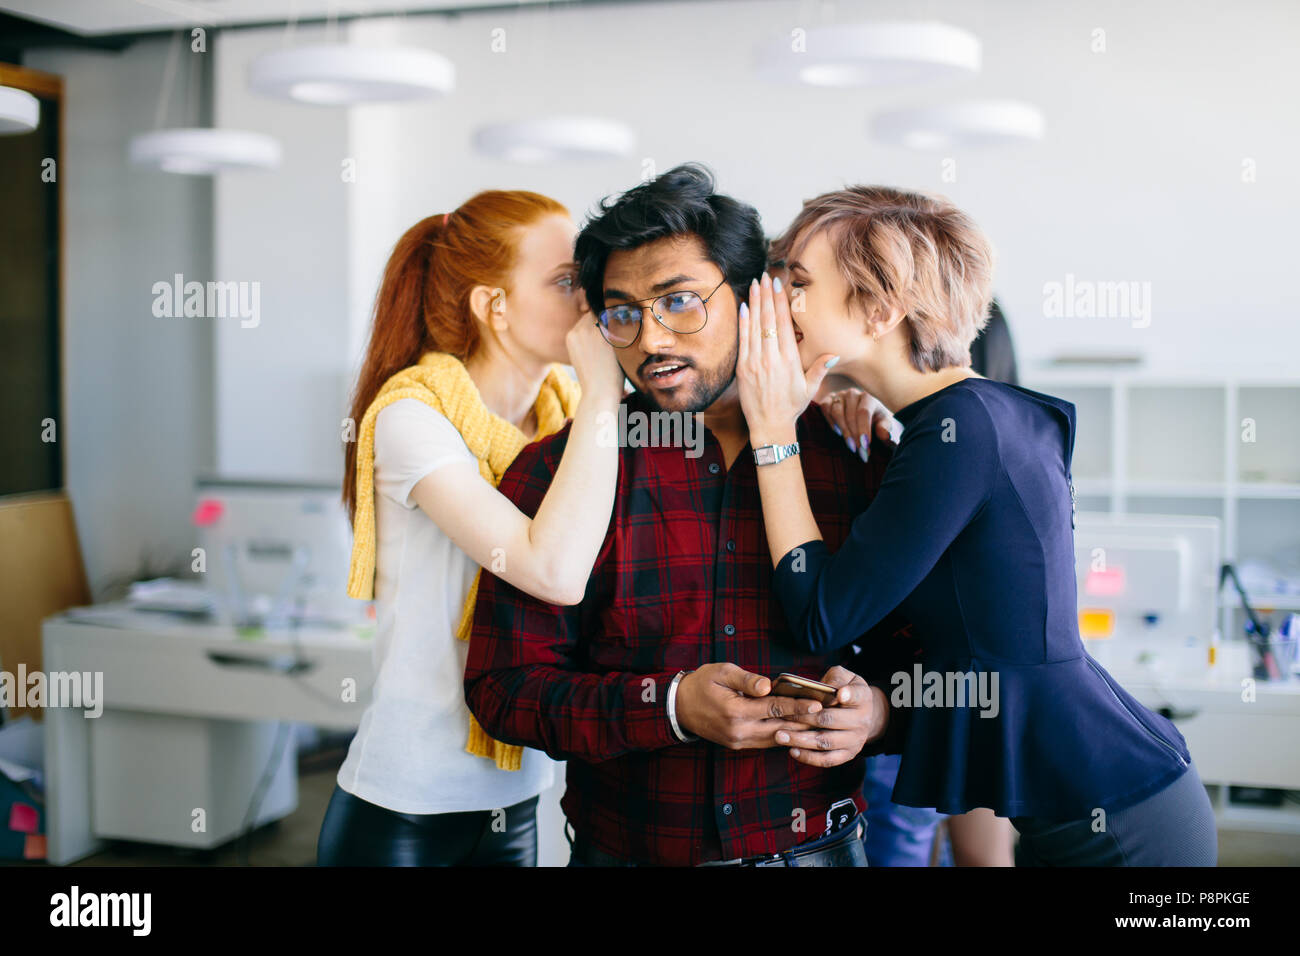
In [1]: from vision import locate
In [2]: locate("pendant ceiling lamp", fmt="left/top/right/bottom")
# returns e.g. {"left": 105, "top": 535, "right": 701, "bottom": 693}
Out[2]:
{"left": 0, "top": 86, "right": 40, "bottom": 134}
{"left": 130, "top": 30, "right": 281, "bottom": 175}
{"left": 129, "top": 128, "right": 282, "bottom": 174}
{"left": 871, "top": 100, "right": 1045, "bottom": 149}
{"left": 248, "top": 44, "right": 455, "bottom": 105}
{"left": 473, "top": 117, "right": 636, "bottom": 163}
{"left": 758, "top": 20, "right": 980, "bottom": 87}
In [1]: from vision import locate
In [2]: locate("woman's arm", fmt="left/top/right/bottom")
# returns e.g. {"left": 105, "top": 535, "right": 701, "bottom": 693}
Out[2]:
{"left": 736, "top": 272, "right": 839, "bottom": 565}
{"left": 406, "top": 383, "right": 623, "bottom": 606}
{"left": 736, "top": 272, "right": 997, "bottom": 653}
{"left": 770, "top": 401, "right": 997, "bottom": 652}
{"left": 748, "top": 397, "right": 895, "bottom": 565}
{"left": 751, "top": 426, "right": 822, "bottom": 571}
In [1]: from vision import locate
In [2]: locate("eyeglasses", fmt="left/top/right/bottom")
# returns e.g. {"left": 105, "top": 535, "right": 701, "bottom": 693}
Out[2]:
{"left": 595, "top": 276, "right": 728, "bottom": 349}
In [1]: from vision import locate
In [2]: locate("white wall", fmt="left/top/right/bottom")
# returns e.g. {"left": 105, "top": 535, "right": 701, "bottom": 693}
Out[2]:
{"left": 28, "top": 38, "right": 214, "bottom": 598}
{"left": 207, "top": 0, "right": 1300, "bottom": 477}
{"left": 212, "top": 22, "right": 352, "bottom": 482}
{"left": 330, "top": 0, "right": 1300, "bottom": 379}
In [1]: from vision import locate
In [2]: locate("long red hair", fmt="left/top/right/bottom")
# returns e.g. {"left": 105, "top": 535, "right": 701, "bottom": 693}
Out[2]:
{"left": 343, "top": 190, "right": 569, "bottom": 521}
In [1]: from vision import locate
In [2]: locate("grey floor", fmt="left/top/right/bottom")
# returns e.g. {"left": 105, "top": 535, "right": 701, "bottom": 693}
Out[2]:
{"left": 36, "top": 746, "right": 1300, "bottom": 867}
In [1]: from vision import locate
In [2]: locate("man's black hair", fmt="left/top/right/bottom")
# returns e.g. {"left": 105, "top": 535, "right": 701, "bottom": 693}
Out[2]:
{"left": 574, "top": 162, "right": 768, "bottom": 317}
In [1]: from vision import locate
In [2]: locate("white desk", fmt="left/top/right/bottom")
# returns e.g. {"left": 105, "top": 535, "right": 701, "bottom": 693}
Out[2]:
{"left": 42, "top": 604, "right": 374, "bottom": 864}
{"left": 48, "top": 604, "right": 1292, "bottom": 861}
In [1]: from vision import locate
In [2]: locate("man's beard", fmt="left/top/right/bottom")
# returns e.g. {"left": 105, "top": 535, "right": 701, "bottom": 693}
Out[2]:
{"left": 632, "top": 336, "right": 738, "bottom": 415}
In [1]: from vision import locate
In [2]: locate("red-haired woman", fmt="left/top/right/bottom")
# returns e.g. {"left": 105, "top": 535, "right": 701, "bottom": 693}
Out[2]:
{"left": 317, "top": 191, "right": 626, "bottom": 866}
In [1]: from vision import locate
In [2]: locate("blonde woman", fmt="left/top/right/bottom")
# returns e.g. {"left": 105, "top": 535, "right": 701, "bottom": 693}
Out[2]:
{"left": 738, "top": 186, "right": 1216, "bottom": 866}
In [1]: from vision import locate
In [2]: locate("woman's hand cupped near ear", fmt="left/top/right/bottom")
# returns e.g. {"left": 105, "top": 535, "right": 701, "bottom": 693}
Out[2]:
{"left": 737, "top": 271, "right": 840, "bottom": 446}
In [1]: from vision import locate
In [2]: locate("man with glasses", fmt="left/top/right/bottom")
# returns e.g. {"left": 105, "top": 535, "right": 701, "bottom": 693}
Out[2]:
{"left": 464, "top": 163, "right": 913, "bottom": 867}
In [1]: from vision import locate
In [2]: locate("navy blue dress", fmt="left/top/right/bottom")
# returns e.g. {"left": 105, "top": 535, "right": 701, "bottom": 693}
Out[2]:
{"left": 772, "top": 377, "right": 1192, "bottom": 820}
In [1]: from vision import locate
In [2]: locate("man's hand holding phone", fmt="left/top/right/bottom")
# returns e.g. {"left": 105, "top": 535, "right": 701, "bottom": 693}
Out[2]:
{"left": 674, "top": 663, "right": 825, "bottom": 750}
{"left": 675, "top": 664, "right": 887, "bottom": 764}
{"left": 774, "top": 666, "right": 888, "bottom": 768}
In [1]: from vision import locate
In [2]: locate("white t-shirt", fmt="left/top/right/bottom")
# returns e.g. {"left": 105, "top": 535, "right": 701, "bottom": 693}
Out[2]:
{"left": 336, "top": 398, "right": 557, "bottom": 814}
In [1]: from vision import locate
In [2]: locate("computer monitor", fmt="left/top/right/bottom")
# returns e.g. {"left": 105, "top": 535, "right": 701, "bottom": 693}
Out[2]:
{"left": 1073, "top": 512, "right": 1221, "bottom": 679}
{"left": 194, "top": 479, "right": 369, "bottom": 629}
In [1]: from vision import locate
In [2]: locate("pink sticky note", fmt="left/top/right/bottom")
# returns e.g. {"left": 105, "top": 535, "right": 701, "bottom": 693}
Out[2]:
{"left": 192, "top": 498, "right": 225, "bottom": 526}
{"left": 1085, "top": 567, "right": 1127, "bottom": 597}
{"left": 8, "top": 801, "right": 38, "bottom": 834}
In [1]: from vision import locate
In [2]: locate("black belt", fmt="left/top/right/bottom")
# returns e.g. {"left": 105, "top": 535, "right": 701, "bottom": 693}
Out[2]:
{"left": 697, "top": 813, "right": 867, "bottom": 867}
{"left": 569, "top": 810, "right": 868, "bottom": 868}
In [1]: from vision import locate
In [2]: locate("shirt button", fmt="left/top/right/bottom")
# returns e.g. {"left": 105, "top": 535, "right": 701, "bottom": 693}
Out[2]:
{"left": 723, "top": 624, "right": 735, "bottom": 636}
{"left": 708, "top": 462, "right": 721, "bottom": 475}
{"left": 722, "top": 804, "right": 733, "bottom": 815}
{"left": 725, "top": 539, "right": 736, "bottom": 552}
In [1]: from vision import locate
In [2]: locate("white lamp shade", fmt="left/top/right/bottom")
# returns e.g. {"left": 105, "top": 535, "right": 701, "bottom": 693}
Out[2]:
{"left": 758, "top": 21, "right": 980, "bottom": 87}
{"left": 248, "top": 44, "right": 455, "bottom": 104}
{"left": 872, "top": 100, "right": 1045, "bottom": 149}
{"left": 129, "top": 128, "right": 282, "bottom": 174}
{"left": 0, "top": 86, "right": 40, "bottom": 135}
{"left": 473, "top": 117, "right": 636, "bottom": 163}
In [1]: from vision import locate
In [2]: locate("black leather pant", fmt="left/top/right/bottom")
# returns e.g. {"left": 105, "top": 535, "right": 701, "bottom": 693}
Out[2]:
{"left": 316, "top": 784, "right": 539, "bottom": 866}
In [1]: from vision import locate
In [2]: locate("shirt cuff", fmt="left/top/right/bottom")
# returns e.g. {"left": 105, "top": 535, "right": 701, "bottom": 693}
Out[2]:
{"left": 860, "top": 681, "right": 909, "bottom": 756}
{"left": 667, "top": 670, "right": 699, "bottom": 743}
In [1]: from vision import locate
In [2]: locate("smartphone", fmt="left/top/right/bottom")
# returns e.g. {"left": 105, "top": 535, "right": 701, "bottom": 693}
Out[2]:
{"left": 770, "top": 672, "right": 840, "bottom": 706}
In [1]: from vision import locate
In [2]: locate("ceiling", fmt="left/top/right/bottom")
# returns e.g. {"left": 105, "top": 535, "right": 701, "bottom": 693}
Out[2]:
{"left": 0, "top": 0, "right": 595, "bottom": 37}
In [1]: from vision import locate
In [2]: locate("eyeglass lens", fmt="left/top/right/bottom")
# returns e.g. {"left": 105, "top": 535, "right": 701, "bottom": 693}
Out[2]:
{"left": 598, "top": 291, "right": 708, "bottom": 347}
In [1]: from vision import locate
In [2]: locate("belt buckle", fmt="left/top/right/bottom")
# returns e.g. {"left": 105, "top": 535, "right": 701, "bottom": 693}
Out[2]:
{"left": 752, "top": 823, "right": 856, "bottom": 868}
{"left": 826, "top": 797, "right": 858, "bottom": 836}
{"left": 703, "top": 800, "right": 862, "bottom": 868}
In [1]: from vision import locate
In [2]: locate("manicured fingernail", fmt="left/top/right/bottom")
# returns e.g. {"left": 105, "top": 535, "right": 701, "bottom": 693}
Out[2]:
{"left": 859, "top": 437, "right": 869, "bottom": 462}
{"left": 790, "top": 749, "right": 801, "bottom": 757}
{"left": 751, "top": 278, "right": 759, "bottom": 289}
{"left": 739, "top": 302, "right": 749, "bottom": 318}
{"left": 776, "top": 732, "right": 789, "bottom": 743}
{"left": 826, "top": 356, "right": 840, "bottom": 368}
{"left": 831, "top": 424, "right": 842, "bottom": 436}
{"left": 846, "top": 436, "right": 857, "bottom": 453}
{"left": 773, "top": 276, "right": 783, "bottom": 293}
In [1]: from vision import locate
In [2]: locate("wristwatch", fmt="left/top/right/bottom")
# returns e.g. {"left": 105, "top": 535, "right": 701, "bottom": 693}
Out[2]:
{"left": 753, "top": 441, "right": 800, "bottom": 466}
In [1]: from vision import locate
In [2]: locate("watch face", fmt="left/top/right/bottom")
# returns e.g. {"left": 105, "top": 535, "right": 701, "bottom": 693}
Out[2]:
{"left": 755, "top": 447, "right": 776, "bottom": 465}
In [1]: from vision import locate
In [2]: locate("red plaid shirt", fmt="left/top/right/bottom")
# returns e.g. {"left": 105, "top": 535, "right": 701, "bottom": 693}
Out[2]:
{"left": 464, "top": 388, "right": 901, "bottom": 866}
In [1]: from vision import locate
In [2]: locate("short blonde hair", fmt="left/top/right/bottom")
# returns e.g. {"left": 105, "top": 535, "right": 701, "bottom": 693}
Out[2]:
{"left": 770, "top": 186, "right": 995, "bottom": 372}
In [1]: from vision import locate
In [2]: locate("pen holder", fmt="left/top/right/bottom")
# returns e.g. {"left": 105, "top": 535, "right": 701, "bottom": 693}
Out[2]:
{"left": 1256, "top": 628, "right": 1299, "bottom": 682}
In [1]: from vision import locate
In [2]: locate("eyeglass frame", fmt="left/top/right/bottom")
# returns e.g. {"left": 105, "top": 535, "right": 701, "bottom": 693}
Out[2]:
{"left": 594, "top": 276, "right": 730, "bottom": 349}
